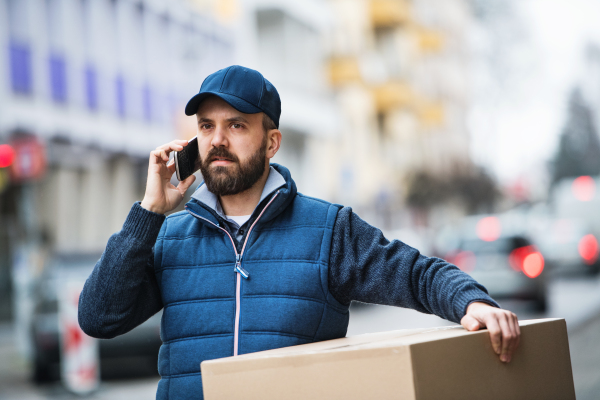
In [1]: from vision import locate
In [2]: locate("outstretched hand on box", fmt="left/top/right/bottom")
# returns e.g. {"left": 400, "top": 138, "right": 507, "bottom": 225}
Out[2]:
{"left": 460, "top": 302, "right": 520, "bottom": 363}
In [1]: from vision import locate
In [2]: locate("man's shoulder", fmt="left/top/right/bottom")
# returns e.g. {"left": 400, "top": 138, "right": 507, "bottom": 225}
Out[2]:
{"left": 295, "top": 192, "right": 342, "bottom": 209}
{"left": 165, "top": 210, "right": 190, "bottom": 221}
{"left": 278, "top": 193, "right": 342, "bottom": 226}
{"left": 160, "top": 210, "right": 194, "bottom": 234}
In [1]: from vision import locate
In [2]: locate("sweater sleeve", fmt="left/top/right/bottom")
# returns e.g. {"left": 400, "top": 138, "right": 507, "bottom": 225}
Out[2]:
{"left": 78, "top": 202, "right": 166, "bottom": 339}
{"left": 328, "top": 207, "right": 499, "bottom": 324}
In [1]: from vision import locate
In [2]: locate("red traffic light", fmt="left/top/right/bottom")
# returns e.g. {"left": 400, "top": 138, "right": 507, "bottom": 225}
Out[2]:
{"left": 0, "top": 144, "right": 16, "bottom": 168}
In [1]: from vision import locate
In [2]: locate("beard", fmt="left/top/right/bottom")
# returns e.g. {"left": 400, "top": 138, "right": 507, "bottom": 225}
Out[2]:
{"left": 199, "top": 138, "right": 267, "bottom": 196}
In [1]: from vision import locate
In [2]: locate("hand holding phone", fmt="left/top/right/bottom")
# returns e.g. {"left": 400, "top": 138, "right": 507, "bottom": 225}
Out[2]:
{"left": 174, "top": 136, "right": 200, "bottom": 181}
{"left": 140, "top": 139, "right": 197, "bottom": 215}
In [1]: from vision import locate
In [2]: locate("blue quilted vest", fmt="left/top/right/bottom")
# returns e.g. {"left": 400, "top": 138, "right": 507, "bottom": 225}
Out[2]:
{"left": 153, "top": 164, "right": 350, "bottom": 399}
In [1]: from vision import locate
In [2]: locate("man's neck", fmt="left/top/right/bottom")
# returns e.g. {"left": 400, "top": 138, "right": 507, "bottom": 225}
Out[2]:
{"left": 219, "top": 167, "right": 270, "bottom": 216}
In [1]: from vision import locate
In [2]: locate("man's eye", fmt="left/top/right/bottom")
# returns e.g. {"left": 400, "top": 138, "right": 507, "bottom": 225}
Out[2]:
{"left": 232, "top": 124, "right": 242, "bottom": 129}
{"left": 200, "top": 124, "right": 212, "bottom": 130}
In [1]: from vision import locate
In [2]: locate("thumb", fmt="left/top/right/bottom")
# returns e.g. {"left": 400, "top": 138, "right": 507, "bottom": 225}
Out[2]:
{"left": 461, "top": 314, "right": 483, "bottom": 332}
{"left": 178, "top": 174, "right": 197, "bottom": 194}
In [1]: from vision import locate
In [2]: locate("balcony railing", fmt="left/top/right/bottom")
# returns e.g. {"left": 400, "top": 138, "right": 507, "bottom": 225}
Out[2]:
{"left": 416, "top": 100, "right": 444, "bottom": 127}
{"left": 372, "top": 81, "right": 413, "bottom": 112}
{"left": 417, "top": 28, "right": 444, "bottom": 52}
{"left": 373, "top": 82, "right": 445, "bottom": 127}
{"left": 370, "top": 0, "right": 410, "bottom": 28}
{"left": 328, "top": 57, "right": 362, "bottom": 87}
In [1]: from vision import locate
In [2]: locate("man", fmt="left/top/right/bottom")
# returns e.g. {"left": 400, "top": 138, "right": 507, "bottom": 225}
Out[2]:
{"left": 79, "top": 65, "right": 519, "bottom": 399}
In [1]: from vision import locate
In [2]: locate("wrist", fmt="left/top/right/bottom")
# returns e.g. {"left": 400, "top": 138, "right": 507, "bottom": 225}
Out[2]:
{"left": 124, "top": 202, "right": 166, "bottom": 241}
{"left": 140, "top": 199, "right": 165, "bottom": 215}
{"left": 466, "top": 301, "right": 493, "bottom": 314}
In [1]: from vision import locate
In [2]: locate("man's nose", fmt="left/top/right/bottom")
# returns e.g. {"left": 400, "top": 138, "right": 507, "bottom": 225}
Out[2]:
{"left": 211, "top": 125, "right": 228, "bottom": 147}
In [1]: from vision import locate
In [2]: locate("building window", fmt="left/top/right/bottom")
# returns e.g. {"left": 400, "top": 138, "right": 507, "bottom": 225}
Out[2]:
{"left": 7, "top": 0, "right": 32, "bottom": 94}
{"left": 84, "top": 66, "right": 98, "bottom": 111}
{"left": 115, "top": 75, "right": 126, "bottom": 118}
{"left": 49, "top": 54, "right": 67, "bottom": 103}
{"left": 9, "top": 41, "right": 33, "bottom": 94}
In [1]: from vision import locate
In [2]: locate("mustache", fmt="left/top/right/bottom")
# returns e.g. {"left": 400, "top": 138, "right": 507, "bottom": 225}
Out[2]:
{"left": 204, "top": 147, "right": 239, "bottom": 165}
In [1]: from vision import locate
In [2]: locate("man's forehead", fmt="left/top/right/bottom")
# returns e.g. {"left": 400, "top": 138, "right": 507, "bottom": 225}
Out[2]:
{"left": 195, "top": 96, "right": 256, "bottom": 120}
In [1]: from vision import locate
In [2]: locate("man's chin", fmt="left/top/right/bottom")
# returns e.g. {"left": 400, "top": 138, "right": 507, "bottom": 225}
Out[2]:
{"left": 209, "top": 164, "right": 238, "bottom": 174}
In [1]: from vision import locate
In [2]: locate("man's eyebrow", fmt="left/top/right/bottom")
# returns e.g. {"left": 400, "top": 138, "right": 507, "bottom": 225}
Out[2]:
{"left": 225, "top": 116, "right": 249, "bottom": 124}
{"left": 197, "top": 117, "right": 214, "bottom": 124}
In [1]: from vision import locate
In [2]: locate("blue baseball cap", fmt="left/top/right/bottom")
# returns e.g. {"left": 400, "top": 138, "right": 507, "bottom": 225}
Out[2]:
{"left": 185, "top": 65, "right": 281, "bottom": 128}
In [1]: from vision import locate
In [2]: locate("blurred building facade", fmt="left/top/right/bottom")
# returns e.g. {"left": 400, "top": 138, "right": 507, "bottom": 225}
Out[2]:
{"left": 0, "top": 0, "right": 477, "bottom": 329}
{"left": 0, "top": 0, "right": 233, "bottom": 332}
{"left": 325, "top": 0, "right": 474, "bottom": 227}
{"left": 0, "top": 0, "right": 341, "bottom": 356}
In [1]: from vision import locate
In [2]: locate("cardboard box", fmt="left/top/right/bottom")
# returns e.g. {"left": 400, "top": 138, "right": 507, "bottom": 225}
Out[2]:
{"left": 201, "top": 318, "right": 575, "bottom": 400}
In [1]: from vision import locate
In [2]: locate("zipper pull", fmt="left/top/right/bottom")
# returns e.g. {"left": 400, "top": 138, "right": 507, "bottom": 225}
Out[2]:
{"left": 235, "top": 254, "right": 250, "bottom": 279}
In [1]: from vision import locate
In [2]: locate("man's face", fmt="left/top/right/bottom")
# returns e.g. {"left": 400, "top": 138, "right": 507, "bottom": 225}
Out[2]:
{"left": 196, "top": 96, "right": 271, "bottom": 196}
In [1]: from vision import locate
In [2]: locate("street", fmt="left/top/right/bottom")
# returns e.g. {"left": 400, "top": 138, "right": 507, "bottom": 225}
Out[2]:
{"left": 1, "top": 273, "right": 600, "bottom": 399}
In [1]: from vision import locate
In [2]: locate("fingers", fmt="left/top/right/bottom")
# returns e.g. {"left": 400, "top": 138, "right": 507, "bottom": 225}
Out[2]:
{"left": 167, "top": 160, "right": 176, "bottom": 174}
{"left": 151, "top": 149, "right": 170, "bottom": 163}
{"left": 484, "top": 316, "right": 502, "bottom": 356}
{"left": 460, "top": 314, "right": 482, "bottom": 332}
{"left": 506, "top": 311, "right": 521, "bottom": 362}
{"left": 464, "top": 303, "right": 521, "bottom": 364}
{"left": 149, "top": 140, "right": 189, "bottom": 165}
{"left": 484, "top": 310, "right": 519, "bottom": 363}
{"left": 177, "top": 173, "right": 196, "bottom": 194}
{"left": 498, "top": 316, "right": 513, "bottom": 363}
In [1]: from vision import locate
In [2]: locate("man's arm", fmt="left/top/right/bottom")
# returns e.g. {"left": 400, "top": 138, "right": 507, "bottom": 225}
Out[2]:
{"left": 328, "top": 207, "right": 519, "bottom": 362}
{"left": 79, "top": 139, "right": 196, "bottom": 338}
{"left": 78, "top": 203, "right": 166, "bottom": 339}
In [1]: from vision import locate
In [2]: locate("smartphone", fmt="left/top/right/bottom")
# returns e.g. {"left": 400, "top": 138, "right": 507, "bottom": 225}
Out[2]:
{"left": 174, "top": 136, "right": 200, "bottom": 181}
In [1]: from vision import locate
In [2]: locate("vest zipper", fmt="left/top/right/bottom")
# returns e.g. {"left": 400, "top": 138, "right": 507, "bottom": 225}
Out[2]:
{"left": 184, "top": 190, "right": 280, "bottom": 356}
{"left": 235, "top": 254, "right": 249, "bottom": 279}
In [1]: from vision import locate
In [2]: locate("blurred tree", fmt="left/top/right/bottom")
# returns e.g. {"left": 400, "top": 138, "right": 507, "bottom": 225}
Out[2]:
{"left": 406, "top": 166, "right": 499, "bottom": 215}
{"left": 551, "top": 88, "right": 600, "bottom": 184}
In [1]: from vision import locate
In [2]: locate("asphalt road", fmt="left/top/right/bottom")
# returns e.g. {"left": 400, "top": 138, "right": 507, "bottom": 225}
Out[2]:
{"left": 1, "top": 274, "right": 600, "bottom": 399}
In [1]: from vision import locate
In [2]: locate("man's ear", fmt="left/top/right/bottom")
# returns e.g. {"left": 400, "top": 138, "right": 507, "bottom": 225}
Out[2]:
{"left": 266, "top": 129, "right": 282, "bottom": 159}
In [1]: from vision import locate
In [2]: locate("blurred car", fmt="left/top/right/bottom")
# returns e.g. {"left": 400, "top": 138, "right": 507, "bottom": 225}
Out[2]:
{"left": 31, "top": 253, "right": 162, "bottom": 383}
{"left": 529, "top": 217, "right": 600, "bottom": 276}
{"left": 435, "top": 215, "right": 548, "bottom": 311}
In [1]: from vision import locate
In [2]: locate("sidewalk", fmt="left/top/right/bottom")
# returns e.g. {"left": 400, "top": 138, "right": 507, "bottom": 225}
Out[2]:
{"left": 0, "top": 322, "right": 159, "bottom": 400}
{"left": 569, "top": 308, "right": 600, "bottom": 400}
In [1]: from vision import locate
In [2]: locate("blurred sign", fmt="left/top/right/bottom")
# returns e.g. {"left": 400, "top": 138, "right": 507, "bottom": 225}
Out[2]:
{"left": 59, "top": 281, "right": 99, "bottom": 394}
{"left": 0, "top": 144, "right": 16, "bottom": 167}
{"left": 9, "top": 136, "right": 46, "bottom": 182}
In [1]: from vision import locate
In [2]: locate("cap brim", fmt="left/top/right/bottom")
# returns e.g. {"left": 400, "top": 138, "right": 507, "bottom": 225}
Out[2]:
{"left": 184, "top": 92, "right": 263, "bottom": 116}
